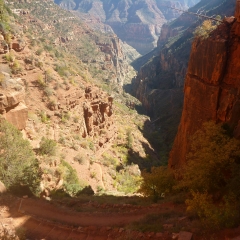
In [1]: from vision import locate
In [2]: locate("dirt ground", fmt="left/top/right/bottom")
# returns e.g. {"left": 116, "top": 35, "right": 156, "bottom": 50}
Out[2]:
{"left": 1, "top": 194, "right": 240, "bottom": 240}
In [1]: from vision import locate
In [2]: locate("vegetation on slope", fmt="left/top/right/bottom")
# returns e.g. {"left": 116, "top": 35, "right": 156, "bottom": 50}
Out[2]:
{"left": 140, "top": 122, "right": 240, "bottom": 229}
{"left": 0, "top": 120, "right": 41, "bottom": 195}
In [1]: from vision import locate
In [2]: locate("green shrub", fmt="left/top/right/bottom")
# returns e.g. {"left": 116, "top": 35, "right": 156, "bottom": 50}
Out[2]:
{"left": 0, "top": 120, "right": 41, "bottom": 195}
{"left": 139, "top": 166, "right": 176, "bottom": 202}
{"left": 59, "top": 160, "right": 85, "bottom": 196}
{"left": 194, "top": 20, "right": 218, "bottom": 39}
{"left": 36, "top": 48, "right": 43, "bottom": 56}
{"left": 126, "top": 129, "right": 133, "bottom": 149}
{"left": 4, "top": 52, "right": 14, "bottom": 62}
{"left": 74, "top": 154, "right": 86, "bottom": 164}
{"left": 179, "top": 122, "right": 240, "bottom": 228}
{"left": 179, "top": 122, "right": 240, "bottom": 194}
{"left": 44, "top": 87, "right": 53, "bottom": 97}
{"left": 115, "top": 167, "right": 141, "bottom": 194}
{"left": 11, "top": 60, "right": 22, "bottom": 74}
{"left": 186, "top": 191, "right": 239, "bottom": 229}
{"left": 37, "top": 75, "right": 46, "bottom": 88}
{"left": 39, "top": 137, "right": 57, "bottom": 156}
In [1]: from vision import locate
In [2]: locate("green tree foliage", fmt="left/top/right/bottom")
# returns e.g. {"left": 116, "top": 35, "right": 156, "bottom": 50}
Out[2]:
{"left": 180, "top": 122, "right": 240, "bottom": 228}
{"left": 194, "top": 20, "right": 218, "bottom": 39}
{"left": 0, "top": 120, "right": 41, "bottom": 195}
{"left": 39, "top": 137, "right": 57, "bottom": 156}
{"left": 56, "top": 160, "right": 86, "bottom": 196}
{"left": 126, "top": 129, "right": 133, "bottom": 149}
{"left": 0, "top": 0, "right": 10, "bottom": 36}
{"left": 139, "top": 166, "right": 176, "bottom": 202}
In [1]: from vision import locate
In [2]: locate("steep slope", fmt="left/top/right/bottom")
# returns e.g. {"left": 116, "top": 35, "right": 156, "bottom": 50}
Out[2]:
{"left": 130, "top": 0, "right": 235, "bottom": 161}
{"left": 55, "top": 0, "right": 200, "bottom": 55}
{"left": 10, "top": 0, "right": 135, "bottom": 92}
{"left": 169, "top": 3, "right": 240, "bottom": 168}
{"left": 0, "top": 0, "right": 158, "bottom": 197}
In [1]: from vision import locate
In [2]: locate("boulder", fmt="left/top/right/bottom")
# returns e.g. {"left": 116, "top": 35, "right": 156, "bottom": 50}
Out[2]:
{"left": 5, "top": 102, "right": 28, "bottom": 130}
{"left": 11, "top": 42, "right": 25, "bottom": 52}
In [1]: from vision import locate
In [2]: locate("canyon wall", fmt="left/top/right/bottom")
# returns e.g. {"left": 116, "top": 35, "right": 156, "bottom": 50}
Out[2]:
{"left": 130, "top": 0, "right": 235, "bottom": 160}
{"left": 169, "top": 7, "right": 240, "bottom": 168}
{"left": 55, "top": 0, "right": 200, "bottom": 54}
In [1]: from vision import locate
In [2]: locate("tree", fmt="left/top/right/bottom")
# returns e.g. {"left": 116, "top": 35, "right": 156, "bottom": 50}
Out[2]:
{"left": 180, "top": 122, "right": 240, "bottom": 194}
{"left": 0, "top": 0, "right": 10, "bottom": 35}
{"left": 139, "top": 166, "right": 175, "bottom": 202}
{"left": 0, "top": 120, "right": 41, "bottom": 195}
{"left": 194, "top": 20, "right": 218, "bottom": 39}
{"left": 180, "top": 122, "right": 240, "bottom": 228}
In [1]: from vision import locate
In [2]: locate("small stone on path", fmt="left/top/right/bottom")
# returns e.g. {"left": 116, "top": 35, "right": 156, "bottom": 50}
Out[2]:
{"left": 178, "top": 231, "right": 193, "bottom": 240}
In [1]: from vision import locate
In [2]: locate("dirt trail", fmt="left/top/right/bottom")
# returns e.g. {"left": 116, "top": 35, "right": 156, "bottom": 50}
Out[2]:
{"left": 8, "top": 197, "right": 171, "bottom": 240}
{"left": 20, "top": 198, "right": 154, "bottom": 227}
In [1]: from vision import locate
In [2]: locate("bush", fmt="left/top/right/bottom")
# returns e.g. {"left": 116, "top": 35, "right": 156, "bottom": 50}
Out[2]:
{"left": 0, "top": 120, "right": 41, "bottom": 195}
{"left": 179, "top": 122, "right": 240, "bottom": 194}
{"left": 39, "top": 137, "right": 57, "bottom": 156}
{"left": 37, "top": 74, "right": 46, "bottom": 88}
{"left": 139, "top": 166, "right": 176, "bottom": 202}
{"left": 59, "top": 160, "right": 85, "bottom": 196}
{"left": 11, "top": 60, "right": 22, "bottom": 74}
{"left": 44, "top": 87, "right": 53, "bottom": 97}
{"left": 36, "top": 48, "right": 43, "bottom": 56}
{"left": 74, "top": 154, "right": 86, "bottom": 164}
{"left": 180, "top": 122, "right": 240, "bottom": 228}
{"left": 194, "top": 20, "right": 218, "bottom": 39}
{"left": 126, "top": 129, "right": 133, "bottom": 149}
{"left": 39, "top": 111, "right": 49, "bottom": 123}
{"left": 186, "top": 192, "right": 239, "bottom": 229}
{"left": 4, "top": 52, "right": 14, "bottom": 62}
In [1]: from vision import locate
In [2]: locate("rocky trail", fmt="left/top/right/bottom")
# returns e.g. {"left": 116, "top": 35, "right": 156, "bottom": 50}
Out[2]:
{"left": 0, "top": 195, "right": 176, "bottom": 240}
{"left": 1, "top": 194, "right": 240, "bottom": 240}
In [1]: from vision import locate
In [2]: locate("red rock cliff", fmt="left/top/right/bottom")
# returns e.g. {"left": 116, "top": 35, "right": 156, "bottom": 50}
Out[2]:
{"left": 169, "top": 3, "right": 240, "bottom": 168}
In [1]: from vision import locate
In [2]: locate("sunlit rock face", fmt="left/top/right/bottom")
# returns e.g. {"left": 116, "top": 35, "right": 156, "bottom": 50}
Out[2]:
{"left": 169, "top": 6, "right": 240, "bottom": 168}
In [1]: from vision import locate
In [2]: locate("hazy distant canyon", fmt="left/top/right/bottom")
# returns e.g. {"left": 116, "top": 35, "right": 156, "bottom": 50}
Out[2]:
{"left": 54, "top": 0, "right": 200, "bottom": 54}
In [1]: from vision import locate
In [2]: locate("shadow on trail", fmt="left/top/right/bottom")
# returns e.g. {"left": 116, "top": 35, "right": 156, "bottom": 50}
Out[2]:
{"left": 0, "top": 192, "right": 168, "bottom": 240}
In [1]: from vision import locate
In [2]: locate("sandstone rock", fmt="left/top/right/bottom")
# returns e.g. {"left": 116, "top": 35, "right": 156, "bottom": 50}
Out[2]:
{"left": 6, "top": 90, "right": 25, "bottom": 107}
{"left": 178, "top": 231, "right": 192, "bottom": 240}
{"left": 169, "top": 19, "right": 240, "bottom": 168}
{"left": 11, "top": 42, "right": 25, "bottom": 52}
{"left": 0, "top": 181, "right": 7, "bottom": 193}
{"left": 236, "top": 0, "right": 240, "bottom": 22}
{"left": 5, "top": 102, "right": 28, "bottom": 130}
{"left": 172, "top": 233, "right": 179, "bottom": 239}
{"left": 224, "top": 16, "right": 236, "bottom": 24}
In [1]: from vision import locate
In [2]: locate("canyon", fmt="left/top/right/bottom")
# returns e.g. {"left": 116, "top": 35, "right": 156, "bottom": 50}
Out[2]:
{"left": 130, "top": 0, "right": 236, "bottom": 160}
{"left": 55, "top": 0, "right": 200, "bottom": 55}
{"left": 1, "top": 0, "right": 240, "bottom": 239}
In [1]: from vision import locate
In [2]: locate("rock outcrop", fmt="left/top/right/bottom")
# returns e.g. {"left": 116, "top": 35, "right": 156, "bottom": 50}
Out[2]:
{"left": 96, "top": 36, "right": 130, "bottom": 88}
{"left": 0, "top": 76, "right": 28, "bottom": 130}
{"left": 169, "top": 2, "right": 240, "bottom": 168}
{"left": 56, "top": 85, "right": 115, "bottom": 150}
